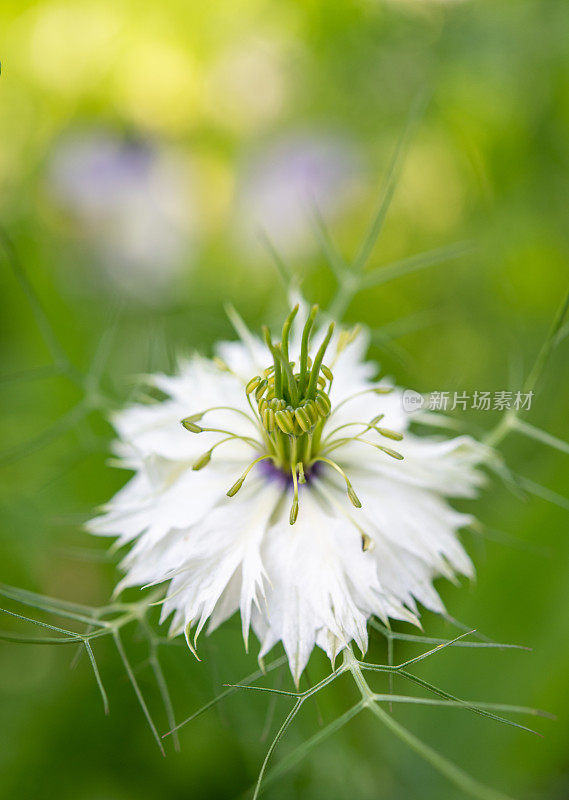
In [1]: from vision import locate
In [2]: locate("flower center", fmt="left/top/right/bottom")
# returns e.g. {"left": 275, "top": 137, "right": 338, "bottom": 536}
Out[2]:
{"left": 246, "top": 304, "right": 333, "bottom": 474}
{"left": 181, "top": 305, "right": 404, "bottom": 527}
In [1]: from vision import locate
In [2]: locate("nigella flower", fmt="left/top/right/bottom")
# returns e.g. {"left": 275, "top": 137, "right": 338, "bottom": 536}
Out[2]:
{"left": 89, "top": 302, "right": 488, "bottom": 684}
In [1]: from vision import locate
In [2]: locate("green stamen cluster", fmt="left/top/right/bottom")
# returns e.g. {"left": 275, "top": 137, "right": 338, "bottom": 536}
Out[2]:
{"left": 244, "top": 305, "right": 334, "bottom": 477}
{"left": 181, "top": 305, "right": 405, "bottom": 530}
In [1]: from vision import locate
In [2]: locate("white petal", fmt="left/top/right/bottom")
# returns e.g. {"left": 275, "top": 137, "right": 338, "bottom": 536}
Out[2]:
{"left": 338, "top": 433, "right": 488, "bottom": 497}
{"left": 156, "top": 478, "right": 282, "bottom": 649}
{"left": 89, "top": 452, "right": 252, "bottom": 550}
{"left": 255, "top": 489, "right": 385, "bottom": 684}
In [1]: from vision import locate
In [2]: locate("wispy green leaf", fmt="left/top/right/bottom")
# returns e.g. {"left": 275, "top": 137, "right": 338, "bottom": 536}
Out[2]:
{"left": 84, "top": 640, "right": 110, "bottom": 715}
{"left": 396, "top": 671, "right": 541, "bottom": 736}
{"left": 0, "top": 364, "right": 65, "bottom": 385}
{"left": 259, "top": 701, "right": 364, "bottom": 795}
{"left": 0, "top": 403, "right": 89, "bottom": 467}
{"left": 253, "top": 698, "right": 305, "bottom": 799}
{"left": 366, "top": 699, "right": 514, "bottom": 800}
{"left": 259, "top": 231, "right": 293, "bottom": 288}
{"left": 523, "top": 289, "right": 569, "bottom": 394}
{"left": 514, "top": 474, "right": 569, "bottom": 512}
{"left": 513, "top": 419, "right": 569, "bottom": 455}
{"left": 359, "top": 241, "right": 474, "bottom": 290}
{"left": 0, "top": 584, "right": 105, "bottom": 627}
{"left": 113, "top": 630, "right": 165, "bottom": 756}
{"left": 163, "top": 655, "right": 287, "bottom": 738}
{"left": 351, "top": 91, "right": 429, "bottom": 274}
{"left": 370, "top": 619, "right": 527, "bottom": 650}
{"left": 310, "top": 203, "right": 348, "bottom": 280}
{"left": 0, "top": 226, "right": 80, "bottom": 383}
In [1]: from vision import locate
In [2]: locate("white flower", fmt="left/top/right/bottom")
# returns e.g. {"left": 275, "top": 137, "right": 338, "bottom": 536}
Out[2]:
{"left": 88, "top": 302, "right": 489, "bottom": 684}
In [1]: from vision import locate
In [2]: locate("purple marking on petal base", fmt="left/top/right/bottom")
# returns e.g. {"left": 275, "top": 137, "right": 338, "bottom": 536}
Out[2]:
{"left": 258, "top": 457, "right": 322, "bottom": 488}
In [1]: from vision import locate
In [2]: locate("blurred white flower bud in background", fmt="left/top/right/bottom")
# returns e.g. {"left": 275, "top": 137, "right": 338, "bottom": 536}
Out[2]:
{"left": 236, "top": 131, "right": 363, "bottom": 259}
{"left": 47, "top": 129, "right": 197, "bottom": 305}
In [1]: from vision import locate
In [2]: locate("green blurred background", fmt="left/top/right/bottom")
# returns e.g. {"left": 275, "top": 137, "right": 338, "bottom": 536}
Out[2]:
{"left": 1, "top": 0, "right": 568, "bottom": 798}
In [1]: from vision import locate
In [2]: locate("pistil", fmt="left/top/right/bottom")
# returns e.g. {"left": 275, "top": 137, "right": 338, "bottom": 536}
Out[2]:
{"left": 180, "top": 305, "right": 404, "bottom": 525}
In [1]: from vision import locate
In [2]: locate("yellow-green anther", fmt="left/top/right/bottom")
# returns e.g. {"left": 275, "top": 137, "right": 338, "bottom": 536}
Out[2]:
{"left": 192, "top": 451, "right": 212, "bottom": 470}
{"left": 336, "top": 324, "right": 361, "bottom": 356}
{"left": 264, "top": 365, "right": 275, "bottom": 377}
{"left": 361, "top": 533, "right": 374, "bottom": 552}
{"left": 289, "top": 498, "right": 299, "bottom": 525}
{"left": 374, "top": 386, "right": 393, "bottom": 395}
{"left": 226, "top": 454, "right": 274, "bottom": 499}
{"left": 298, "top": 305, "right": 319, "bottom": 396}
{"left": 227, "top": 477, "right": 245, "bottom": 497}
{"left": 315, "top": 390, "right": 331, "bottom": 416}
{"left": 182, "top": 418, "right": 203, "bottom": 433}
{"left": 275, "top": 408, "right": 295, "bottom": 434}
{"left": 379, "top": 446, "right": 404, "bottom": 460}
{"left": 304, "top": 400, "right": 319, "bottom": 426}
{"left": 297, "top": 461, "right": 306, "bottom": 484}
{"left": 347, "top": 484, "right": 362, "bottom": 508}
{"left": 348, "top": 325, "right": 361, "bottom": 343}
{"left": 246, "top": 376, "right": 261, "bottom": 394}
{"left": 370, "top": 414, "right": 385, "bottom": 425}
{"left": 377, "top": 427, "right": 403, "bottom": 441}
{"left": 269, "top": 397, "right": 280, "bottom": 410}
{"left": 294, "top": 406, "right": 312, "bottom": 432}
{"left": 311, "top": 455, "right": 363, "bottom": 513}
{"left": 316, "top": 375, "right": 326, "bottom": 389}
{"left": 213, "top": 357, "right": 230, "bottom": 371}
{"left": 314, "top": 395, "right": 327, "bottom": 416}
{"left": 263, "top": 408, "right": 276, "bottom": 432}
{"left": 335, "top": 330, "right": 347, "bottom": 355}
{"left": 321, "top": 364, "right": 334, "bottom": 382}
{"left": 184, "top": 411, "right": 204, "bottom": 422}
{"left": 307, "top": 321, "right": 335, "bottom": 399}
{"left": 255, "top": 379, "right": 268, "bottom": 402}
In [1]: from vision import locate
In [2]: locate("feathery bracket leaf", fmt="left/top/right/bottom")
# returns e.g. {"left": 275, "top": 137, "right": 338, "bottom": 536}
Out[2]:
{"left": 249, "top": 633, "right": 546, "bottom": 799}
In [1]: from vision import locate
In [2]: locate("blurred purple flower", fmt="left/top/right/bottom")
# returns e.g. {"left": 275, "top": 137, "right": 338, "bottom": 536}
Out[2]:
{"left": 238, "top": 131, "right": 362, "bottom": 257}
{"left": 48, "top": 130, "right": 196, "bottom": 304}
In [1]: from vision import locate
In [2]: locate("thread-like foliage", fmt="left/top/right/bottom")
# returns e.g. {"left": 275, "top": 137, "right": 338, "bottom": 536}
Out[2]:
{"left": 1, "top": 103, "right": 568, "bottom": 799}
